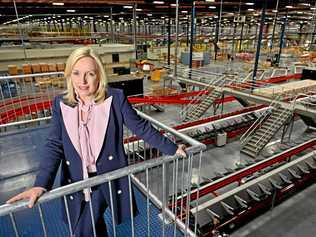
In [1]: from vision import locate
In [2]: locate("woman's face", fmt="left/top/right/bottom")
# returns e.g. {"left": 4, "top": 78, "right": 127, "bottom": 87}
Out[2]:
{"left": 71, "top": 56, "right": 99, "bottom": 102}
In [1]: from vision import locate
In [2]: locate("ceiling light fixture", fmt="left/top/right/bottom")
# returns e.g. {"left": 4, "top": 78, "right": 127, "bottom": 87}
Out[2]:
{"left": 52, "top": 2, "right": 64, "bottom": 6}
{"left": 245, "top": 2, "right": 254, "bottom": 6}
{"left": 136, "top": 8, "right": 142, "bottom": 11}
{"left": 153, "top": 1, "right": 164, "bottom": 4}
{"left": 285, "top": 5, "right": 293, "bottom": 9}
{"left": 67, "top": 9, "right": 76, "bottom": 13}
{"left": 247, "top": 8, "right": 254, "bottom": 11}
{"left": 205, "top": 0, "right": 215, "bottom": 2}
{"left": 123, "top": 6, "right": 133, "bottom": 9}
{"left": 209, "top": 6, "right": 216, "bottom": 9}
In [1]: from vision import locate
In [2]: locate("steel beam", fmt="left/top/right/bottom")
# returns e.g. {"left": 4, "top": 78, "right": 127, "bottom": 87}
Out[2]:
{"left": 252, "top": 0, "right": 267, "bottom": 92}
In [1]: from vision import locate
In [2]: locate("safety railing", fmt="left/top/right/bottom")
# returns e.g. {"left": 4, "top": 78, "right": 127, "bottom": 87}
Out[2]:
{"left": 293, "top": 92, "right": 316, "bottom": 109}
{"left": 240, "top": 95, "right": 283, "bottom": 146}
{"left": 270, "top": 68, "right": 289, "bottom": 78}
{"left": 0, "top": 109, "right": 206, "bottom": 237}
{"left": 0, "top": 72, "right": 65, "bottom": 129}
{"left": 179, "top": 75, "right": 226, "bottom": 121}
{"left": 179, "top": 67, "right": 227, "bottom": 81}
{"left": 253, "top": 106, "right": 293, "bottom": 150}
{"left": 176, "top": 68, "right": 239, "bottom": 120}
{"left": 242, "top": 69, "right": 267, "bottom": 82}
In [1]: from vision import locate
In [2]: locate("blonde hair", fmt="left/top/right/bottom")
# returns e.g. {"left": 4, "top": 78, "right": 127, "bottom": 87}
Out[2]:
{"left": 63, "top": 47, "right": 107, "bottom": 105}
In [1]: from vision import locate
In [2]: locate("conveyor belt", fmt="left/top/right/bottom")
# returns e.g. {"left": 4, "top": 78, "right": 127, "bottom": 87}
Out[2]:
{"left": 191, "top": 152, "right": 316, "bottom": 236}
{"left": 172, "top": 138, "right": 316, "bottom": 210}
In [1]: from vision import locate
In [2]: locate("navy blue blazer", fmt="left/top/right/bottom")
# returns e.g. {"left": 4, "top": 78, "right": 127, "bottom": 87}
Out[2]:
{"left": 34, "top": 87, "right": 178, "bottom": 228}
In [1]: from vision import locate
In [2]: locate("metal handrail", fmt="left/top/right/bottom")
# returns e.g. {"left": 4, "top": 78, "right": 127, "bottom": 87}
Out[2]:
{"left": 179, "top": 75, "right": 226, "bottom": 119}
{"left": 136, "top": 110, "right": 205, "bottom": 151}
{"left": 0, "top": 72, "right": 64, "bottom": 81}
{"left": 180, "top": 67, "right": 223, "bottom": 77}
{"left": 0, "top": 109, "right": 206, "bottom": 237}
{"left": 294, "top": 92, "right": 316, "bottom": 108}
{"left": 0, "top": 146, "right": 203, "bottom": 217}
{"left": 254, "top": 106, "right": 293, "bottom": 150}
{"left": 240, "top": 95, "right": 282, "bottom": 146}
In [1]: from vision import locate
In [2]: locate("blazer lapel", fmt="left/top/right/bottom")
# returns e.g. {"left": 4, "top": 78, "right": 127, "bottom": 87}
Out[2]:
{"left": 60, "top": 101, "right": 81, "bottom": 156}
{"left": 91, "top": 96, "right": 113, "bottom": 160}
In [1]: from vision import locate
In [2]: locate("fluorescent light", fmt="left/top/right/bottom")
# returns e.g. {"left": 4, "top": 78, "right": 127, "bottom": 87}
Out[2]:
{"left": 311, "top": 7, "right": 316, "bottom": 10}
{"left": 136, "top": 8, "right": 142, "bottom": 11}
{"left": 153, "top": 1, "right": 164, "bottom": 4}
{"left": 285, "top": 5, "right": 293, "bottom": 9}
{"left": 272, "top": 10, "right": 278, "bottom": 13}
{"left": 181, "top": 10, "right": 188, "bottom": 13}
{"left": 66, "top": 9, "right": 76, "bottom": 13}
{"left": 52, "top": 2, "right": 64, "bottom": 6}
{"left": 147, "top": 13, "right": 152, "bottom": 16}
{"left": 246, "top": 2, "right": 254, "bottom": 6}
{"left": 206, "top": 0, "right": 215, "bottom": 2}
{"left": 123, "top": 6, "right": 133, "bottom": 9}
{"left": 209, "top": 6, "right": 216, "bottom": 9}
{"left": 170, "top": 4, "right": 176, "bottom": 7}
{"left": 247, "top": 8, "right": 255, "bottom": 11}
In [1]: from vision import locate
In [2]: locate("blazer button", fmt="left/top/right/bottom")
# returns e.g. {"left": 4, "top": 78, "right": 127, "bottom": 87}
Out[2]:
{"left": 117, "top": 190, "right": 122, "bottom": 195}
{"left": 108, "top": 155, "right": 113, "bottom": 160}
{"left": 69, "top": 195, "right": 74, "bottom": 200}
{"left": 66, "top": 160, "right": 70, "bottom": 166}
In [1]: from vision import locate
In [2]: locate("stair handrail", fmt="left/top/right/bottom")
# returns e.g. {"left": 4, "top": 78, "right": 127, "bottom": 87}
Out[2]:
{"left": 240, "top": 95, "right": 282, "bottom": 146}
{"left": 253, "top": 89, "right": 304, "bottom": 152}
{"left": 179, "top": 75, "right": 225, "bottom": 119}
{"left": 242, "top": 70, "right": 253, "bottom": 82}
{"left": 293, "top": 92, "right": 316, "bottom": 108}
{"left": 181, "top": 67, "right": 224, "bottom": 78}
{"left": 254, "top": 106, "right": 293, "bottom": 150}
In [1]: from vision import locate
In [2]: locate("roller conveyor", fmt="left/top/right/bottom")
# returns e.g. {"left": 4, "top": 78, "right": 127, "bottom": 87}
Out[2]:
{"left": 190, "top": 152, "right": 316, "bottom": 236}
{"left": 170, "top": 138, "right": 316, "bottom": 214}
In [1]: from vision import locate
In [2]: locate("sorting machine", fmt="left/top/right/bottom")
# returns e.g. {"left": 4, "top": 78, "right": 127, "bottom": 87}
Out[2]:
{"left": 168, "top": 136, "right": 316, "bottom": 236}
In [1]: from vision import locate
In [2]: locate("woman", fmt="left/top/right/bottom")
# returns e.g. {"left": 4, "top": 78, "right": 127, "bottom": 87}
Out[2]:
{"left": 7, "top": 47, "right": 186, "bottom": 236}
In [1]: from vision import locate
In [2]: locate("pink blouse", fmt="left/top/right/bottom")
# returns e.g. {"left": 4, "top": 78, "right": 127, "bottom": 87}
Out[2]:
{"left": 60, "top": 96, "right": 113, "bottom": 201}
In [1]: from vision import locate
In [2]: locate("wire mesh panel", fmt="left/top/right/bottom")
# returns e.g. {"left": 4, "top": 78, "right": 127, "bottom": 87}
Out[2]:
{"left": 0, "top": 72, "right": 65, "bottom": 132}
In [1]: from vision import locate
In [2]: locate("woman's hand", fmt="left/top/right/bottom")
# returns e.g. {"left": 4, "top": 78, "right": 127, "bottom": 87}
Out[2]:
{"left": 176, "top": 144, "right": 187, "bottom": 158}
{"left": 6, "top": 187, "right": 45, "bottom": 208}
